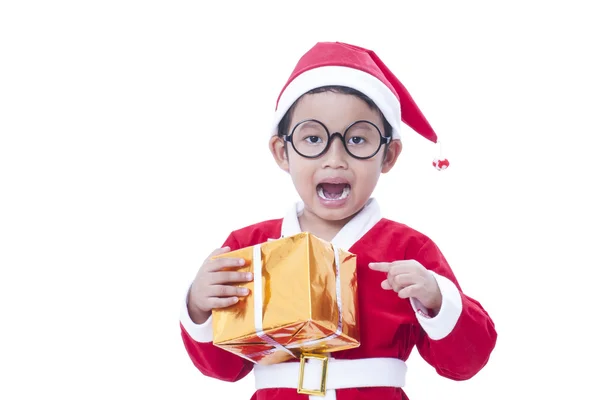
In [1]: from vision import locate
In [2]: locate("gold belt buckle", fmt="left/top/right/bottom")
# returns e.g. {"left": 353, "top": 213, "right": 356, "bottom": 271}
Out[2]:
{"left": 297, "top": 353, "right": 328, "bottom": 396}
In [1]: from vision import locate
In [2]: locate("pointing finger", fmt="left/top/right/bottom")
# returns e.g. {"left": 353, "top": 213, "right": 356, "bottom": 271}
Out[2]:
{"left": 369, "top": 262, "right": 393, "bottom": 272}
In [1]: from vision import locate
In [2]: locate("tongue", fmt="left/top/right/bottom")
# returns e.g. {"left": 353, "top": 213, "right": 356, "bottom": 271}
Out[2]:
{"left": 321, "top": 183, "right": 345, "bottom": 199}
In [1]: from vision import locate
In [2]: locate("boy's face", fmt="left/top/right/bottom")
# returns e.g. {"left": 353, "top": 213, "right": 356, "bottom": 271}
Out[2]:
{"left": 270, "top": 91, "right": 401, "bottom": 225}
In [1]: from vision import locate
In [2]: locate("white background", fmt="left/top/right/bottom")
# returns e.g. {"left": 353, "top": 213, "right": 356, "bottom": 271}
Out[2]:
{"left": 1, "top": 1, "right": 599, "bottom": 399}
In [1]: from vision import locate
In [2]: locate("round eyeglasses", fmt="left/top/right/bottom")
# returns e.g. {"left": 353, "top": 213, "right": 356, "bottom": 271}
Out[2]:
{"left": 282, "top": 119, "right": 391, "bottom": 160}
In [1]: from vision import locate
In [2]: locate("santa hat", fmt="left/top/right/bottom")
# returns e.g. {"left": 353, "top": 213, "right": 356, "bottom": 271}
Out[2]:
{"left": 272, "top": 41, "right": 449, "bottom": 171}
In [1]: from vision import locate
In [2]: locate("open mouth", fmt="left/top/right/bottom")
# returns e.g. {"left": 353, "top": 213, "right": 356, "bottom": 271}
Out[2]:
{"left": 317, "top": 183, "right": 351, "bottom": 201}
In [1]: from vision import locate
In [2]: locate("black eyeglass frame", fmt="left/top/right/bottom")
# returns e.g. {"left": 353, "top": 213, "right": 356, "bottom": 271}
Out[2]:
{"left": 281, "top": 119, "right": 391, "bottom": 160}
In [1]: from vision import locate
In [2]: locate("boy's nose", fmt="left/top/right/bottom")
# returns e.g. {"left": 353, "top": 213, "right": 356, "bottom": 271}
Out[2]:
{"left": 321, "top": 135, "right": 348, "bottom": 169}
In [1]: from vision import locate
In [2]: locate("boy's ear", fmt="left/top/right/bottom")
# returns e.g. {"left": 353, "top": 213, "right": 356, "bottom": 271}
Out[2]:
{"left": 269, "top": 135, "right": 289, "bottom": 172}
{"left": 381, "top": 140, "right": 402, "bottom": 173}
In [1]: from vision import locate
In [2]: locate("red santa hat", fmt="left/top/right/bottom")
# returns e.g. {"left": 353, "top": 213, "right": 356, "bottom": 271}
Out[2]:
{"left": 272, "top": 41, "right": 449, "bottom": 171}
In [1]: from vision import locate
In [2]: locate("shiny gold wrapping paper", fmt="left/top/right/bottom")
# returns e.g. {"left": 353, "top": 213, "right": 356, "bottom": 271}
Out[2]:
{"left": 211, "top": 232, "right": 360, "bottom": 365}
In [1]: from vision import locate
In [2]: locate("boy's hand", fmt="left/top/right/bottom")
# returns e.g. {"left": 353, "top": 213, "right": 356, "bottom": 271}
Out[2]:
{"left": 187, "top": 246, "right": 253, "bottom": 324}
{"left": 369, "top": 260, "right": 442, "bottom": 314}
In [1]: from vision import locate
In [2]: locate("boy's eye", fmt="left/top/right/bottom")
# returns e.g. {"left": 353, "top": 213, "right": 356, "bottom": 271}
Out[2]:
{"left": 348, "top": 136, "right": 365, "bottom": 145}
{"left": 304, "top": 136, "right": 322, "bottom": 144}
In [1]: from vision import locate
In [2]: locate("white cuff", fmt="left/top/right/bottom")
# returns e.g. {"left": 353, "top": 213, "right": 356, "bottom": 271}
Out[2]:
{"left": 180, "top": 287, "right": 214, "bottom": 343}
{"left": 410, "top": 271, "right": 463, "bottom": 340}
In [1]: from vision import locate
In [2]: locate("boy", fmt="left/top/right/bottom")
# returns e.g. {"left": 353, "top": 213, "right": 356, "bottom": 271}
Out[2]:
{"left": 180, "top": 42, "right": 497, "bottom": 399}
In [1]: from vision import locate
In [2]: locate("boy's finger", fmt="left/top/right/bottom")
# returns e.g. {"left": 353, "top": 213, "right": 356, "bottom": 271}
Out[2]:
{"left": 369, "top": 262, "right": 393, "bottom": 272}
{"left": 381, "top": 280, "right": 393, "bottom": 290}
{"left": 208, "top": 296, "right": 240, "bottom": 309}
{"left": 209, "top": 285, "right": 250, "bottom": 298}
{"left": 206, "top": 246, "right": 231, "bottom": 259}
{"left": 388, "top": 261, "right": 420, "bottom": 274}
{"left": 398, "top": 284, "right": 418, "bottom": 299}
{"left": 394, "top": 274, "right": 415, "bottom": 287}
{"left": 210, "top": 270, "right": 253, "bottom": 284}
{"left": 205, "top": 256, "right": 247, "bottom": 272}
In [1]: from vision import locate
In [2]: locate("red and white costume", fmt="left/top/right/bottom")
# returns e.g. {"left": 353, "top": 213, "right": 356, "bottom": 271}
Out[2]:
{"left": 180, "top": 198, "right": 497, "bottom": 399}
{"left": 180, "top": 41, "right": 496, "bottom": 398}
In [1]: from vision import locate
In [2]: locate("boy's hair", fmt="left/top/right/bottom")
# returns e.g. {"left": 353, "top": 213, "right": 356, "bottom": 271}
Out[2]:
{"left": 277, "top": 85, "right": 393, "bottom": 139}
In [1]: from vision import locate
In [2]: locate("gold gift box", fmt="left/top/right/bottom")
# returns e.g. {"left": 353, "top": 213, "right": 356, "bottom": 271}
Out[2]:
{"left": 211, "top": 232, "right": 360, "bottom": 365}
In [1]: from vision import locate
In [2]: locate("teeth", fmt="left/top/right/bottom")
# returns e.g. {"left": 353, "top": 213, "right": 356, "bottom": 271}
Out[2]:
{"left": 317, "top": 186, "right": 326, "bottom": 199}
{"left": 317, "top": 185, "right": 350, "bottom": 200}
{"left": 340, "top": 185, "right": 350, "bottom": 199}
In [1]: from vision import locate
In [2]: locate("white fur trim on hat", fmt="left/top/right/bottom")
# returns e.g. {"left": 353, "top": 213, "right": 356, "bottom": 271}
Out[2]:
{"left": 271, "top": 66, "right": 402, "bottom": 140}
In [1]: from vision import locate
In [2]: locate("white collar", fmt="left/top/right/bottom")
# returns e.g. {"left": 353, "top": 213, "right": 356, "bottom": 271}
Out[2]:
{"left": 280, "top": 198, "right": 382, "bottom": 250}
